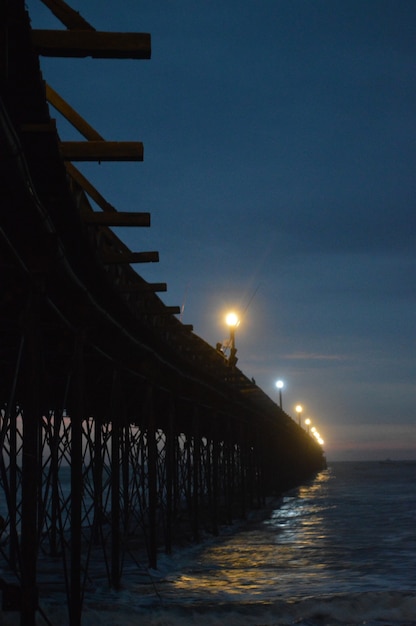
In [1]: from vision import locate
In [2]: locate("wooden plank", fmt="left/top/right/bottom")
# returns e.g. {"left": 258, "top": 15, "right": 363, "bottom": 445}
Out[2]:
{"left": 32, "top": 30, "right": 151, "bottom": 60}
{"left": 119, "top": 283, "right": 167, "bottom": 293}
{"left": 46, "top": 84, "right": 103, "bottom": 141}
{"left": 102, "top": 251, "right": 159, "bottom": 264}
{"left": 82, "top": 212, "right": 150, "bottom": 227}
{"left": 60, "top": 141, "right": 143, "bottom": 162}
{"left": 40, "top": 0, "right": 95, "bottom": 30}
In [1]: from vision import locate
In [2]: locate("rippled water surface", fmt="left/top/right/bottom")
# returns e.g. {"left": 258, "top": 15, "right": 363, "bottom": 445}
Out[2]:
{"left": 5, "top": 461, "right": 415, "bottom": 625}
{"left": 159, "top": 461, "right": 416, "bottom": 605}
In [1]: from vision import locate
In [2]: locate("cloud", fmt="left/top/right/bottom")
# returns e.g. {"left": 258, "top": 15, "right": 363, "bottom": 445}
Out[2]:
{"left": 283, "top": 352, "right": 345, "bottom": 361}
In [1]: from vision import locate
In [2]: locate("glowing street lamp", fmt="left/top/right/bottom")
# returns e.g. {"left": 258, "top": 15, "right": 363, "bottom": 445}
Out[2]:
{"left": 225, "top": 311, "right": 239, "bottom": 368}
{"left": 275, "top": 380, "right": 284, "bottom": 409}
{"left": 295, "top": 404, "right": 303, "bottom": 427}
{"left": 304, "top": 418, "right": 311, "bottom": 433}
{"left": 310, "top": 427, "right": 324, "bottom": 446}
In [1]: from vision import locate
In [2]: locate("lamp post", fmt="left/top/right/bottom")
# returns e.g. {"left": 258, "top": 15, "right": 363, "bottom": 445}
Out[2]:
{"left": 225, "top": 312, "right": 239, "bottom": 368}
{"left": 304, "top": 418, "right": 311, "bottom": 433}
{"left": 295, "top": 404, "right": 303, "bottom": 427}
{"left": 275, "top": 380, "right": 284, "bottom": 409}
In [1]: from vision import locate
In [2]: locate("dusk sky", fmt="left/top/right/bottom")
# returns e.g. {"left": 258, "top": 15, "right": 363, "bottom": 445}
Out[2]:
{"left": 26, "top": 0, "right": 416, "bottom": 461}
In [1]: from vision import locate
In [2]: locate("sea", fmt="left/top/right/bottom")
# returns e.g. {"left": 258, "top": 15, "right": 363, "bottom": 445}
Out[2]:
{"left": 2, "top": 460, "right": 416, "bottom": 625}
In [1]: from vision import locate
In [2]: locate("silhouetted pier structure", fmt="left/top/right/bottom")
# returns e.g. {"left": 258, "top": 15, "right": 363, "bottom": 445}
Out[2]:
{"left": 0, "top": 2, "right": 325, "bottom": 624}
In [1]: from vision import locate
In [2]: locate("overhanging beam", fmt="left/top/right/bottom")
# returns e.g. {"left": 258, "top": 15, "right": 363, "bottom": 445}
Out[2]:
{"left": 118, "top": 283, "right": 167, "bottom": 293}
{"left": 82, "top": 212, "right": 150, "bottom": 227}
{"left": 60, "top": 141, "right": 143, "bottom": 162}
{"left": 102, "top": 251, "right": 159, "bottom": 264}
{"left": 32, "top": 30, "right": 151, "bottom": 59}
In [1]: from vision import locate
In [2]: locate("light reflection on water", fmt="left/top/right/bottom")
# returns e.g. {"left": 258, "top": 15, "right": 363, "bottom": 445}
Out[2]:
{"left": 165, "top": 463, "right": 416, "bottom": 603}
{"left": 167, "top": 469, "right": 337, "bottom": 601}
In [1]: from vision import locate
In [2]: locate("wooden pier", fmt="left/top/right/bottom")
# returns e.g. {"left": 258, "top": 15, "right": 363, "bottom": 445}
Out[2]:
{"left": 0, "top": 2, "right": 325, "bottom": 624}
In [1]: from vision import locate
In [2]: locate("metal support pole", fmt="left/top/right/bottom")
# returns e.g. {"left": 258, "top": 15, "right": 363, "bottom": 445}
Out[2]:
{"left": 146, "top": 385, "right": 157, "bottom": 569}
{"left": 9, "top": 404, "right": 18, "bottom": 569}
{"left": 50, "top": 409, "right": 63, "bottom": 556}
{"left": 165, "top": 397, "right": 175, "bottom": 554}
{"left": 205, "top": 431, "right": 213, "bottom": 532}
{"left": 239, "top": 426, "right": 247, "bottom": 520}
{"left": 192, "top": 406, "right": 200, "bottom": 542}
{"left": 20, "top": 284, "right": 42, "bottom": 626}
{"left": 93, "top": 417, "right": 103, "bottom": 545}
{"left": 111, "top": 370, "right": 121, "bottom": 589}
{"left": 211, "top": 420, "right": 219, "bottom": 536}
{"left": 0, "top": 335, "right": 24, "bottom": 569}
{"left": 122, "top": 423, "right": 130, "bottom": 546}
{"left": 68, "top": 334, "right": 84, "bottom": 626}
{"left": 225, "top": 424, "right": 233, "bottom": 525}
{"left": 186, "top": 432, "right": 192, "bottom": 517}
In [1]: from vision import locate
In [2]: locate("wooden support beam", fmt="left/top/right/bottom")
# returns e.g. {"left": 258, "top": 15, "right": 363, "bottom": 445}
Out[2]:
{"left": 163, "top": 306, "right": 181, "bottom": 315}
{"left": 59, "top": 141, "right": 143, "bottom": 162}
{"left": 82, "top": 211, "right": 150, "bottom": 227}
{"left": 102, "top": 251, "right": 159, "bottom": 264}
{"left": 46, "top": 83, "right": 104, "bottom": 141}
{"left": 40, "top": 0, "right": 95, "bottom": 31}
{"left": 32, "top": 30, "right": 151, "bottom": 60}
{"left": 118, "top": 282, "right": 167, "bottom": 293}
{"left": 65, "top": 162, "right": 116, "bottom": 212}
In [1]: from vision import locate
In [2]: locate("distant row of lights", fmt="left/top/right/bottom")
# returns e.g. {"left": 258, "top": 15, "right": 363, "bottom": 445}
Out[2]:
{"left": 276, "top": 384, "right": 325, "bottom": 446}
{"left": 290, "top": 394, "right": 324, "bottom": 446}
{"left": 218, "top": 312, "right": 325, "bottom": 448}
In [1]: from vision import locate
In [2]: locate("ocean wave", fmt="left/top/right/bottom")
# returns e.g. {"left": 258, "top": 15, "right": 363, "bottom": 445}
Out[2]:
{"left": 4, "top": 590, "right": 411, "bottom": 626}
